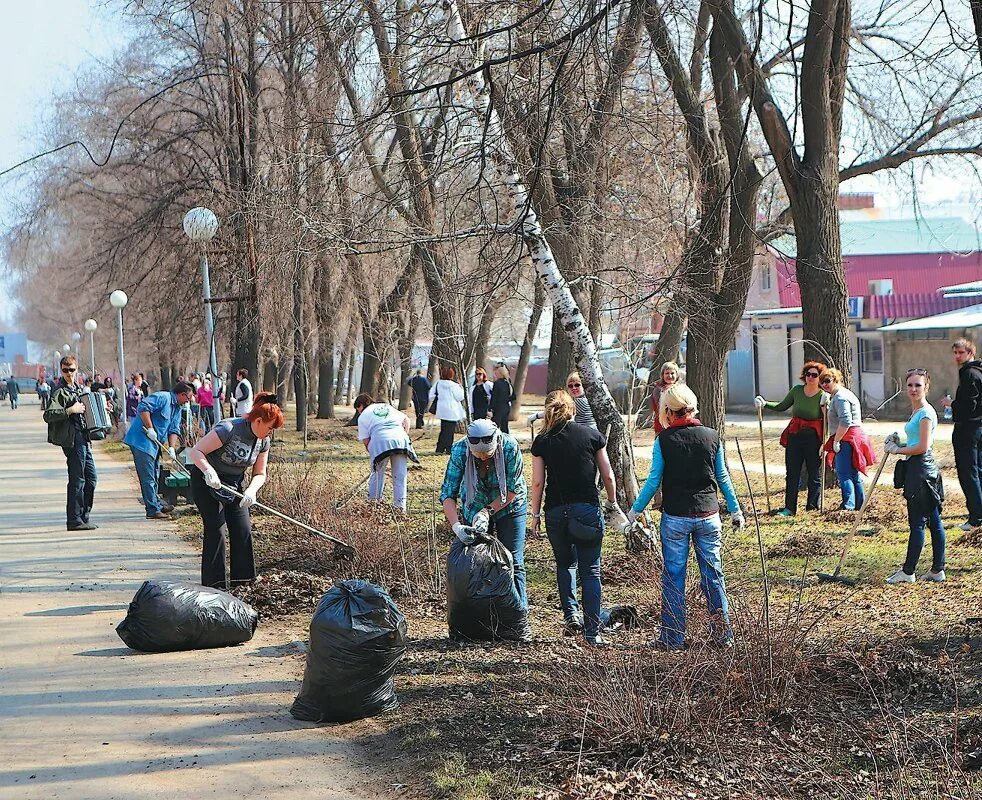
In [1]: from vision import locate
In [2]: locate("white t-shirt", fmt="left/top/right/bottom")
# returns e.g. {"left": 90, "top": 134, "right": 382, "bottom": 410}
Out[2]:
{"left": 357, "top": 403, "right": 408, "bottom": 442}
{"left": 234, "top": 378, "right": 254, "bottom": 416}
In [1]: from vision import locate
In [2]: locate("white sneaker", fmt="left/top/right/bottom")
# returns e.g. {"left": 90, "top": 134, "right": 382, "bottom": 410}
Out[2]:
{"left": 885, "top": 569, "right": 915, "bottom": 584}
{"left": 921, "top": 570, "right": 946, "bottom": 582}
{"left": 959, "top": 522, "right": 978, "bottom": 532}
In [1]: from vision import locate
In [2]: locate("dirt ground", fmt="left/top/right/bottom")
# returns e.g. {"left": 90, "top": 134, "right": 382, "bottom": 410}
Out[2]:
{"left": 163, "top": 408, "right": 982, "bottom": 800}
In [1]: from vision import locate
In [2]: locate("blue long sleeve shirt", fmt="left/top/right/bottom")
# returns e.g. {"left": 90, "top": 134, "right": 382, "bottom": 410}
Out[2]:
{"left": 122, "top": 391, "right": 184, "bottom": 456}
{"left": 631, "top": 439, "right": 740, "bottom": 515}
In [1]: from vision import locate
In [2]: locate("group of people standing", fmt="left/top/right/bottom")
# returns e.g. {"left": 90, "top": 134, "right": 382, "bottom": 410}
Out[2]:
{"left": 753, "top": 341, "right": 982, "bottom": 585}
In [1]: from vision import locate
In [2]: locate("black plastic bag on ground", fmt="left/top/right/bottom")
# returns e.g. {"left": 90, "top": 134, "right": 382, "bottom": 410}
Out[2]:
{"left": 600, "top": 605, "right": 639, "bottom": 632}
{"left": 116, "top": 579, "right": 258, "bottom": 652}
{"left": 291, "top": 579, "right": 407, "bottom": 723}
{"left": 447, "top": 535, "right": 531, "bottom": 642}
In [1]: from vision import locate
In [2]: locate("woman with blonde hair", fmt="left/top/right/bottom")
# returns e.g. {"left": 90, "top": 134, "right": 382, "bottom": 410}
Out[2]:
{"left": 527, "top": 371, "right": 597, "bottom": 430}
{"left": 627, "top": 383, "right": 743, "bottom": 650}
{"left": 530, "top": 390, "right": 626, "bottom": 646}
{"left": 490, "top": 363, "right": 514, "bottom": 433}
{"left": 650, "top": 362, "right": 681, "bottom": 434}
{"left": 819, "top": 367, "right": 876, "bottom": 511}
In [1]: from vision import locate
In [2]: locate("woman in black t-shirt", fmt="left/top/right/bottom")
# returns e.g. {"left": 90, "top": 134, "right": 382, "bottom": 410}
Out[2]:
{"left": 530, "top": 390, "right": 627, "bottom": 646}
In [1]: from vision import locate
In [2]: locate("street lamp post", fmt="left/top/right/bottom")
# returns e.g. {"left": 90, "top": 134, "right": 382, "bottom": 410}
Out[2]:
{"left": 71, "top": 331, "right": 81, "bottom": 356}
{"left": 109, "top": 291, "right": 127, "bottom": 385}
{"left": 183, "top": 207, "right": 221, "bottom": 421}
{"left": 84, "top": 318, "right": 98, "bottom": 377}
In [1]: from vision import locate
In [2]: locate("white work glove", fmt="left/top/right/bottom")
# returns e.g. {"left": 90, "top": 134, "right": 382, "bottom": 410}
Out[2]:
{"left": 527, "top": 412, "right": 540, "bottom": 428}
{"left": 753, "top": 396, "right": 766, "bottom": 410}
{"left": 471, "top": 508, "right": 490, "bottom": 536}
{"left": 240, "top": 484, "right": 259, "bottom": 509}
{"left": 620, "top": 508, "right": 639, "bottom": 532}
{"left": 607, "top": 504, "right": 628, "bottom": 532}
{"left": 885, "top": 432, "right": 901, "bottom": 447}
{"left": 884, "top": 440, "right": 901, "bottom": 455}
{"left": 832, "top": 441, "right": 841, "bottom": 454}
{"left": 144, "top": 427, "right": 159, "bottom": 443}
{"left": 452, "top": 521, "right": 476, "bottom": 545}
{"left": 201, "top": 465, "right": 222, "bottom": 490}
{"left": 167, "top": 446, "right": 176, "bottom": 460}
{"left": 731, "top": 511, "right": 746, "bottom": 530}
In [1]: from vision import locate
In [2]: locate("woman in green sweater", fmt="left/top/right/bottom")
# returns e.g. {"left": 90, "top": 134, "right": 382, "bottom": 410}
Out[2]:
{"left": 754, "top": 361, "right": 828, "bottom": 516}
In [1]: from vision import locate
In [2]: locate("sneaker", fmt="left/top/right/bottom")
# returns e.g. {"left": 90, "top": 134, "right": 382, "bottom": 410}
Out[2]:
{"left": 583, "top": 635, "right": 608, "bottom": 648}
{"left": 959, "top": 522, "right": 977, "bottom": 532}
{"left": 652, "top": 639, "right": 687, "bottom": 652}
{"left": 160, "top": 503, "right": 175, "bottom": 514}
{"left": 921, "top": 569, "right": 946, "bottom": 582}
{"left": 67, "top": 522, "right": 97, "bottom": 531}
{"left": 885, "top": 569, "right": 915, "bottom": 584}
{"left": 563, "top": 616, "right": 584, "bottom": 636}
{"left": 776, "top": 509, "right": 795, "bottom": 518}
{"left": 146, "top": 511, "right": 172, "bottom": 521}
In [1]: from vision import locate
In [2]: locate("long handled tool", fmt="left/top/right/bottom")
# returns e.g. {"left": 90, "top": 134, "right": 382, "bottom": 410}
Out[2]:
{"left": 818, "top": 413, "right": 828, "bottom": 511}
{"left": 219, "top": 481, "right": 356, "bottom": 557}
{"left": 757, "top": 406, "right": 772, "bottom": 512}
{"left": 153, "top": 439, "right": 191, "bottom": 479}
{"left": 817, "top": 449, "right": 891, "bottom": 587}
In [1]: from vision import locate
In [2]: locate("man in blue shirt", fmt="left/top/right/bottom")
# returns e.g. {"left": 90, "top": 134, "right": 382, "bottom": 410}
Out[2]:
{"left": 123, "top": 381, "right": 194, "bottom": 520}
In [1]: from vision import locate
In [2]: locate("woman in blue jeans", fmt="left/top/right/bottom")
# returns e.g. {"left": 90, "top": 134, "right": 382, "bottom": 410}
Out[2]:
{"left": 883, "top": 369, "right": 946, "bottom": 584}
{"left": 820, "top": 368, "right": 876, "bottom": 510}
{"left": 529, "top": 390, "right": 627, "bottom": 646}
{"left": 625, "top": 384, "right": 744, "bottom": 650}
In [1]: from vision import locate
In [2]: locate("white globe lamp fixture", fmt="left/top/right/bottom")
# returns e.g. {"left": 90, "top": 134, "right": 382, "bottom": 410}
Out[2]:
{"left": 184, "top": 206, "right": 222, "bottom": 422}
{"left": 62, "top": 344, "right": 71, "bottom": 354}
{"left": 84, "top": 318, "right": 98, "bottom": 375}
{"left": 109, "top": 291, "right": 128, "bottom": 395}
{"left": 183, "top": 207, "right": 219, "bottom": 244}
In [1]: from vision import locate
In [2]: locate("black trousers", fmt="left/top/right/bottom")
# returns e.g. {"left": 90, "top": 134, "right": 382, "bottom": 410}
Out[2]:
{"left": 191, "top": 466, "right": 256, "bottom": 590}
{"left": 784, "top": 428, "right": 821, "bottom": 513}
{"left": 412, "top": 399, "right": 426, "bottom": 429}
{"left": 493, "top": 412, "right": 510, "bottom": 434}
{"left": 63, "top": 435, "right": 97, "bottom": 527}
{"left": 437, "top": 419, "right": 457, "bottom": 454}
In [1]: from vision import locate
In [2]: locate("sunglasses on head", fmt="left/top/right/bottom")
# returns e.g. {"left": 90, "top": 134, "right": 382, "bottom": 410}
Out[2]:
{"left": 804, "top": 371, "right": 820, "bottom": 378}
{"left": 567, "top": 382, "right": 582, "bottom": 388}
{"left": 906, "top": 368, "right": 928, "bottom": 376}
{"left": 468, "top": 435, "right": 494, "bottom": 444}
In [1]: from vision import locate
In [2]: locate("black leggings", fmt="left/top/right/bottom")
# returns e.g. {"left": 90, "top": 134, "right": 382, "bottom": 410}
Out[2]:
{"left": 191, "top": 466, "right": 256, "bottom": 590}
{"left": 784, "top": 428, "right": 821, "bottom": 513}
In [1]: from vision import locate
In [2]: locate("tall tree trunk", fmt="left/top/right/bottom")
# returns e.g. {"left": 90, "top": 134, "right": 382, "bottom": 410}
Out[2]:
{"left": 359, "top": 319, "right": 383, "bottom": 398}
{"left": 510, "top": 278, "right": 545, "bottom": 420}
{"left": 317, "top": 345, "right": 335, "bottom": 419}
{"left": 334, "top": 344, "right": 349, "bottom": 405}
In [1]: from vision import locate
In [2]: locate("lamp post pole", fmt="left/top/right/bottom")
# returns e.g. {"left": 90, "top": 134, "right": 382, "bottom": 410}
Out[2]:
{"left": 183, "top": 207, "right": 222, "bottom": 422}
{"left": 109, "top": 292, "right": 128, "bottom": 386}
{"left": 84, "top": 319, "right": 98, "bottom": 377}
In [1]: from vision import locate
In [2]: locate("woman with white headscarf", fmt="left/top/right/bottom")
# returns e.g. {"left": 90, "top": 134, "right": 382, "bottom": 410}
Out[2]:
{"left": 439, "top": 418, "right": 529, "bottom": 605}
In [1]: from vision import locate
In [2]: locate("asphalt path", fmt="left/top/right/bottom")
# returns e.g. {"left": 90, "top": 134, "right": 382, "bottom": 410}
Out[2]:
{"left": 0, "top": 398, "right": 392, "bottom": 800}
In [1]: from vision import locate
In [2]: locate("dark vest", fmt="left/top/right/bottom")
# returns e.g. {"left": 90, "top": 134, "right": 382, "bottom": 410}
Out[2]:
{"left": 659, "top": 423, "right": 721, "bottom": 516}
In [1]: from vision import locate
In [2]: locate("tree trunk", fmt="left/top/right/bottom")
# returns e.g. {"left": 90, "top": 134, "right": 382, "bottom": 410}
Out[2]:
{"left": 262, "top": 356, "right": 277, "bottom": 392}
{"left": 160, "top": 363, "right": 172, "bottom": 389}
{"left": 334, "top": 344, "right": 349, "bottom": 405}
{"left": 510, "top": 279, "right": 545, "bottom": 420}
{"left": 547, "top": 314, "right": 576, "bottom": 392}
{"left": 317, "top": 346, "right": 335, "bottom": 419}
{"left": 359, "top": 319, "right": 383, "bottom": 398}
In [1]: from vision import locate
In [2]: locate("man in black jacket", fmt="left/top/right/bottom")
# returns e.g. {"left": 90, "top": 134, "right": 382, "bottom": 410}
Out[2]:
{"left": 44, "top": 355, "right": 98, "bottom": 531}
{"left": 946, "top": 338, "right": 982, "bottom": 530}
{"left": 407, "top": 369, "right": 430, "bottom": 429}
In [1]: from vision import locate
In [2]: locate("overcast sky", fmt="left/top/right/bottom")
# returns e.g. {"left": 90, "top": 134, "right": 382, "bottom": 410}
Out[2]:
{"left": 0, "top": 1, "right": 125, "bottom": 326}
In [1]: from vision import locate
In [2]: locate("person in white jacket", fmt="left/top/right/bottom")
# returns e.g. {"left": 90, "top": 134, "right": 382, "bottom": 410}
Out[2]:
{"left": 233, "top": 368, "right": 253, "bottom": 417}
{"left": 429, "top": 366, "right": 467, "bottom": 454}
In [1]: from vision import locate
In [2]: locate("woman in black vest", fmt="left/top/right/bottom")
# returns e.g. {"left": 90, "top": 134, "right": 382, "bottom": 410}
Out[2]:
{"left": 489, "top": 363, "right": 513, "bottom": 433}
{"left": 625, "top": 384, "right": 744, "bottom": 650}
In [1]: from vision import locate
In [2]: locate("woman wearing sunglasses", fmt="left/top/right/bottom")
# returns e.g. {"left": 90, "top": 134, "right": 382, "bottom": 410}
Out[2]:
{"left": 527, "top": 372, "right": 598, "bottom": 430}
{"left": 883, "top": 369, "right": 946, "bottom": 583}
{"left": 819, "top": 368, "right": 876, "bottom": 511}
{"left": 439, "top": 418, "right": 529, "bottom": 606}
{"left": 754, "top": 361, "right": 828, "bottom": 516}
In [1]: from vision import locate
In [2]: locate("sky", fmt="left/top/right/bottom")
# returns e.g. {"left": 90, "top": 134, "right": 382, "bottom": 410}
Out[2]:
{"left": 0, "top": 1, "right": 126, "bottom": 327}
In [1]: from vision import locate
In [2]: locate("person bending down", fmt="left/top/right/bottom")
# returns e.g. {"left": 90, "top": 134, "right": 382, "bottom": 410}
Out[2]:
{"left": 624, "top": 384, "right": 744, "bottom": 650}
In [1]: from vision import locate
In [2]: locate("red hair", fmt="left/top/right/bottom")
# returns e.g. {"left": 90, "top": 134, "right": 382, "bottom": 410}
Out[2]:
{"left": 246, "top": 391, "right": 285, "bottom": 429}
{"left": 440, "top": 366, "right": 456, "bottom": 381}
{"left": 800, "top": 361, "right": 828, "bottom": 381}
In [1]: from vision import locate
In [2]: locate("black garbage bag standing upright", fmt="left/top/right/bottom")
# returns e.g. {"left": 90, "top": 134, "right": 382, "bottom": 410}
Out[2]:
{"left": 116, "top": 579, "right": 258, "bottom": 652}
{"left": 447, "top": 535, "right": 531, "bottom": 642}
{"left": 291, "top": 579, "right": 408, "bottom": 723}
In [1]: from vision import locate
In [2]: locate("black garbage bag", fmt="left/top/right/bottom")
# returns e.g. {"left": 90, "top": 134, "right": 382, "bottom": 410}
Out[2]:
{"left": 599, "top": 604, "right": 639, "bottom": 632}
{"left": 447, "top": 535, "right": 530, "bottom": 642}
{"left": 291, "top": 580, "right": 407, "bottom": 723}
{"left": 116, "top": 579, "right": 258, "bottom": 652}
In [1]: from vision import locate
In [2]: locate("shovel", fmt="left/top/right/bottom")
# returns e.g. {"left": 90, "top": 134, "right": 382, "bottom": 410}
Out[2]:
{"left": 817, "top": 449, "right": 890, "bottom": 587}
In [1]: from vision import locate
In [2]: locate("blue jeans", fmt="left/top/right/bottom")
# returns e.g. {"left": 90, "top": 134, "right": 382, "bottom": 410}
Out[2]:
{"left": 545, "top": 503, "right": 603, "bottom": 638}
{"left": 659, "top": 512, "right": 731, "bottom": 648}
{"left": 834, "top": 441, "right": 865, "bottom": 510}
{"left": 132, "top": 447, "right": 162, "bottom": 516}
{"left": 904, "top": 504, "right": 946, "bottom": 574}
{"left": 63, "top": 435, "right": 97, "bottom": 527}
{"left": 952, "top": 424, "right": 982, "bottom": 524}
{"left": 490, "top": 501, "right": 528, "bottom": 608}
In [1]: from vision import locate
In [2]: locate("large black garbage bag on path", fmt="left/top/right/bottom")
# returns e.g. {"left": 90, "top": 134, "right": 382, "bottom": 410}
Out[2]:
{"left": 291, "top": 579, "right": 407, "bottom": 723}
{"left": 447, "top": 535, "right": 530, "bottom": 642}
{"left": 116, "top": 579, "right": 258, "bottom": 652}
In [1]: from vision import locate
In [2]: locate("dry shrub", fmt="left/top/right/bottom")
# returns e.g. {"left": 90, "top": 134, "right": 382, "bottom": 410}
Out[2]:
{"left": 765, "top": 531, "right": 834, "bottom": 559}
{"left": 542, "top": 593, "right": 978, "bottom": 798}
{"left": 258, "top": 460, "right": 445, "bottom": 605}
